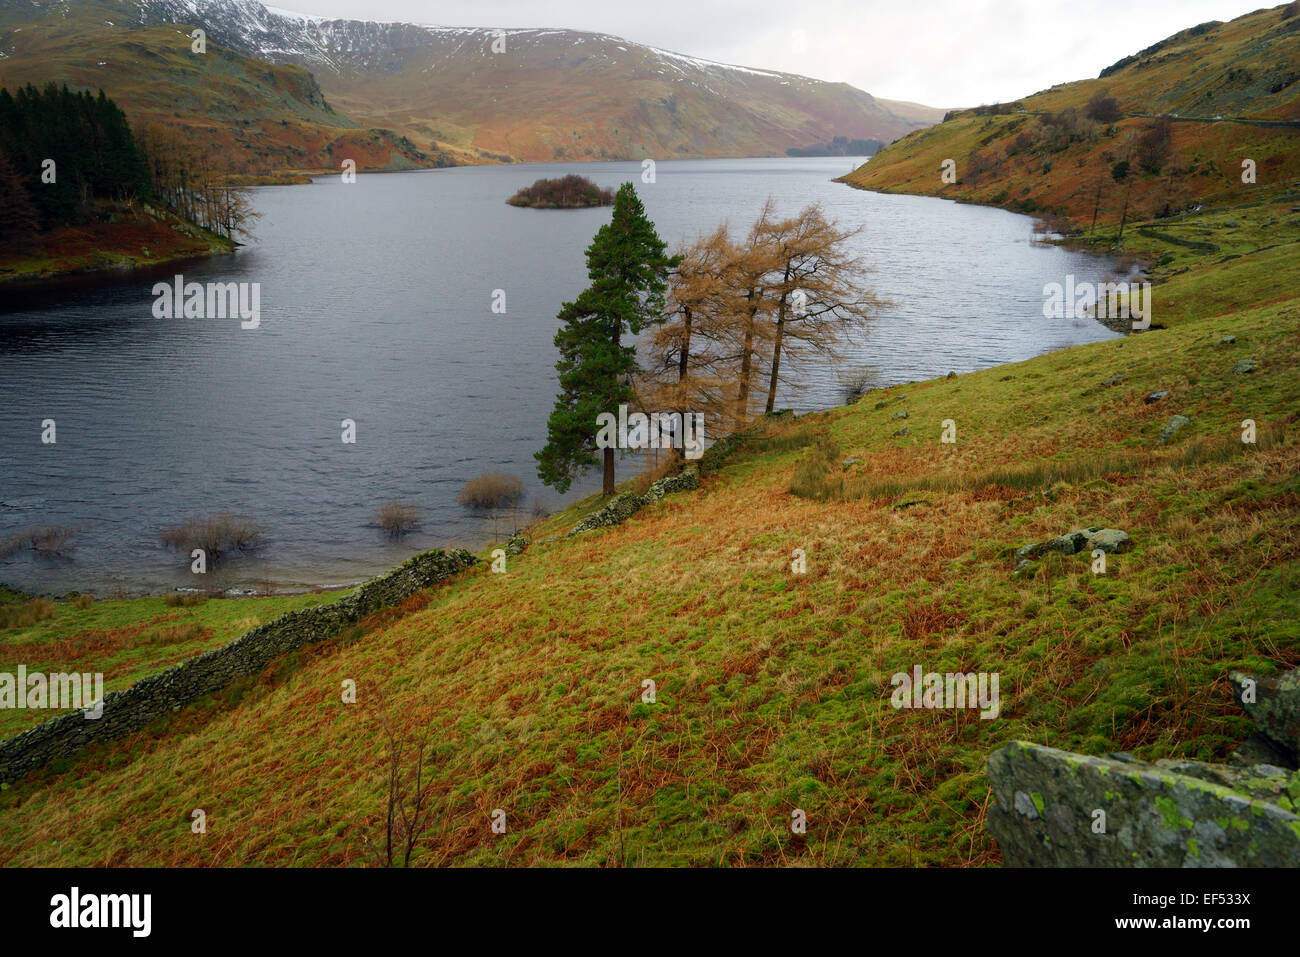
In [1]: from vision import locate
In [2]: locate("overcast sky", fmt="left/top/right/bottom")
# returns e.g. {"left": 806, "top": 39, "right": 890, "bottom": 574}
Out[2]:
{"left": 264, "top": 0, "right": 1269, "bottom": 106}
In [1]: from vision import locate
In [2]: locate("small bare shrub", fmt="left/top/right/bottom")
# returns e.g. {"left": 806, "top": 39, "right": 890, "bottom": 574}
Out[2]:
{"left": 375, "top": 502, "right": 421, "bottom": 539}
{"left": 838, "top": 364, "right": 881, "bottom": 403}
{"left": 160, "top": 511, "right": 264, "bottom": 560}
{"left": 1, "top": 525, "right": 77, "bottom": 557}
{"left": 0, "top": 597, "right": 56, "bottom": 630}
{"left": 457, "top": 473, "right": 525, "bottom": 510}
{"left": 361, "top": 709, "right": 442, "bottom": 868}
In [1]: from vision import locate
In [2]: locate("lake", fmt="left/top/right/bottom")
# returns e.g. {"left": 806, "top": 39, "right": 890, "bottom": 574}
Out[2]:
{"left": 0, "top": 157, "right": 1120, "bottom": 595}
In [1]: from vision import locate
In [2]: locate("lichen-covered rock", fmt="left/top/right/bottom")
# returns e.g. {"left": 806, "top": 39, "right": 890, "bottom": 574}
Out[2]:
{"left": 1154, "top": 758, "right": 1297, "bottom": 806}
{"left": 1231, "top": 670, "right": 1300, "bottom": 768}
{"left": 1158, "top": 414, "right": 1191, "bottom": 444}
{"left": 1015, "top": 528, "right": 1130, "bottom": 569}
{"left": 1015, "top": 542, "right": 1044, "bottom": 562}
{"left": 1232, "top": 359, "right": 1257, "bottom": 374}
{"left": 643, "top": 466, "right": 700, "bottom": 504}
{"left": 1086, "top": 528, "right": 1131, "bottom": 553}
{"left": 1144, "top": 390, "right": 1169, "bottom": 404}
{"left": 987, "top": 741, "right": 1300, "bottom": 867}
{"left": 893, "top": 428, "right": 911, "bottom": 437}
{"left": 891, "top": 410, "right": 909, "bottom": 420}
{"left": 1043, "top": 528, "right": 1095, "bottom": 555}
{"left": 571, "top": 492, "right": 645, "bottom": 532}
{"left": 504, "top": 536, "right": 527, "bottom": 557}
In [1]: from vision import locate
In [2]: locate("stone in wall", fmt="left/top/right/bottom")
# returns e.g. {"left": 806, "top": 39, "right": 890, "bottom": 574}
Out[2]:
{"left": 570, "top": 492, "right": 646, "bottom": 533}
{"left": 642, "top": 465, "right": 700, "bottom": 504}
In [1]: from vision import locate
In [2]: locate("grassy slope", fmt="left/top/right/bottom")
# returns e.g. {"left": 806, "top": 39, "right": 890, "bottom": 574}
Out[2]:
{"left": 0, "top": 589, "right": 347, "bottom": 738}
{"left": 840, "top": 4, "right": 1300, "bottom": 229}
{"left": 1, "top": 7, "right": 1298, "bottom": 869}
{"left": 0, "top": 237, "right": 1295, "bottom": 865}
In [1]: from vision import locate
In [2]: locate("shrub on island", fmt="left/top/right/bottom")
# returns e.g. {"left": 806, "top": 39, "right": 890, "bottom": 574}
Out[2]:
{"left": 506, "top": 174, "right": 615, "bottom": 209}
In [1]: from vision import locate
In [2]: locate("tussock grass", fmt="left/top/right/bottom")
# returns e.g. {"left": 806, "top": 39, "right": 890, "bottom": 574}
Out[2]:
{"left": 374, "top": 502, "right": 421, "bottom": 538}
{"left": 1, "top": 185, "right": 1297, "bottom": 868}
{"left": 457, "top": 473, "right": 525, "bottom": 510}
{"left": 0, "top": 525, "right": 77, "bottom": 558}
{"left": 0, "top": 598, "right": 55, "bottom": 631}
{"left": 793, "top": 427, "right": 1290, "bottom": 503}
{"left": 159, "top": 511, "right": 264, "bottom": 559}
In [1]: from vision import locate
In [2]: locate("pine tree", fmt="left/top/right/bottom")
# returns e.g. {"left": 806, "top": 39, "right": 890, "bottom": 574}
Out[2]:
{"left": 536, "top": 183, "right": 677, "bottom": 495}
{"left": 0, "top": 146, "right": 40, "bottom": 253}
{"left": 0, "top": 84, "right": 154, "bottom": 232}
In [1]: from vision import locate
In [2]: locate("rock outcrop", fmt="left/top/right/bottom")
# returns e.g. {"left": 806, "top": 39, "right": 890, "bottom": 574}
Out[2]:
{"left": 1013, "top": 526, "right": 1131, "bottom": 575}
{"left": 1159, "top": 414, "right": 1192, "bottom": 443}
{"left": 987, "top": 668, "right": 1300, "bottom": 867}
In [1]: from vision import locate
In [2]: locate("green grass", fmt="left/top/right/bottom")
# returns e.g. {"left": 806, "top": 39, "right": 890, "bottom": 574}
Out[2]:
{"left": 0, "top": 255, "right": 1295, "bottom": 865}
{"left": 1, "top": 28, "right": 1298, "bottom": 861}
{"left": 0, "top": 589, "right": 348, "bottom": 737}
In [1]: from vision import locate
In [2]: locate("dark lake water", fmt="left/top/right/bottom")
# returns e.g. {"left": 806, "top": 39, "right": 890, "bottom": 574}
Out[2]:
{"left": 0, "top": 157, "right": 1120, "bottom": 595}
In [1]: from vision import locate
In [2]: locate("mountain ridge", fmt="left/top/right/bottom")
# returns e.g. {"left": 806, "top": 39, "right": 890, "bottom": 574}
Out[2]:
{"left": 1, "top": 0, "right": 944, "bottom": 170}
{"left": 841, "top": 2, "right": 1300, "bottom": 226}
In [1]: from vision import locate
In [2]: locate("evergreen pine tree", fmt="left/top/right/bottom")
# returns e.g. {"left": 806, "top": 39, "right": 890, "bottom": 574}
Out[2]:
{"left": 0, "top": 146, "right": 40, "bottom": 253}
{"left": 536, "top": 182, "right": 677, "bottom": 495}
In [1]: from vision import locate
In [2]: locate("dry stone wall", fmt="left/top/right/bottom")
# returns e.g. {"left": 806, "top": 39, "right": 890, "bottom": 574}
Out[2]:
{"left": 0, "top": 548, "right": 477, "bottom": 785}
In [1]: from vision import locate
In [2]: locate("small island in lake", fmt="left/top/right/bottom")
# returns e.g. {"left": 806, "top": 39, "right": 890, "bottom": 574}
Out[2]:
{"left": 506, "top": 174, "right": 615, "bottom": 209}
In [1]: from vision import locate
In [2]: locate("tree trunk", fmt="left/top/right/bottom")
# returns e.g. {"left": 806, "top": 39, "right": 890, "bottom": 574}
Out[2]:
{"left": 672, "top": 306, "right": 693, "bottom": 467}
{"left": 736, "top": 291, "right": 759, "bottom": 426}
{"left": 606, "top": 321, "right": 621, "bottom": 495}
{"left": 765, "top": 314, "right": 784, "bottom": 414}
{"left": 678, "top": 306, "right": 692, "bottom": 383}
{"left": 764, "top": 268, "right": 791, "bottom": 414}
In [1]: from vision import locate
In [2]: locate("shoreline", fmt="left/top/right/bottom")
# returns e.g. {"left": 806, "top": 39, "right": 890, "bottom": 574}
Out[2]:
{"left": 4, "top": 160, "right": 1125, "bottom": 600}
{"left": 0, "top": 206, "right": 237, "bottom": 293}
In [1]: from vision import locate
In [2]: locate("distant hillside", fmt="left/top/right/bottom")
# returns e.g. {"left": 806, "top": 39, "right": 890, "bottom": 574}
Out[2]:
{"left": 0, "top": 3, "right": 442, "bottom": 175}
{"left": 0, "top": 0, "right": 942, "bottom": 170}
{"left": 841, "top": 3, "right": 1300, "bottom": 227}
